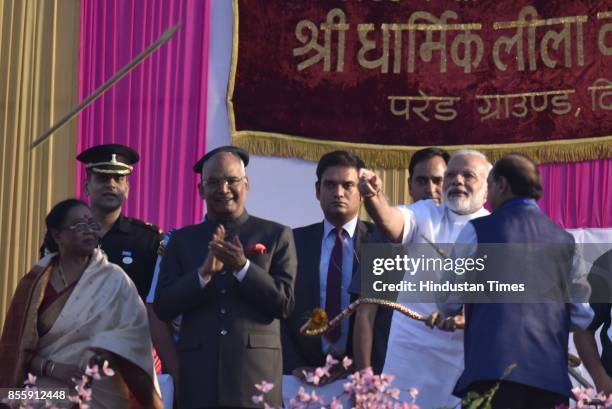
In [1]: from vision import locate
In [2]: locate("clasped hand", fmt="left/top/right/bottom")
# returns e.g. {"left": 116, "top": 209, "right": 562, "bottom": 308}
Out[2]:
{"left": 199, "top": 225, "right": 247, "bottom": 279}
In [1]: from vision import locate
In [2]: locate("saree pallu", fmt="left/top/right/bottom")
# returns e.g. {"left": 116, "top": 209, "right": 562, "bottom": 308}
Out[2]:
{"left": 0, "top": 249, "right": 159, "bottom": 408}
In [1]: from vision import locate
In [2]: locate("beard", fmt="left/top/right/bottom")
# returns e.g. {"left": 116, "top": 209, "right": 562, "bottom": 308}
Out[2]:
{"left": 444, "top": 187, "right": 486, "bottom": 215}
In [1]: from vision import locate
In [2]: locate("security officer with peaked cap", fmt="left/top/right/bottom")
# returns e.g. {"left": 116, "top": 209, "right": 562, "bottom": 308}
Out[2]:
{"left": 76, "top": 143, "right": 161, "bottom": 298}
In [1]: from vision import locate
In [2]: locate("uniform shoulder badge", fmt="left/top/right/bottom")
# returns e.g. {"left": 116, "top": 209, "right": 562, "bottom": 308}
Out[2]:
{"left": 157, "top": 230, "right": 174, "bottom": 256}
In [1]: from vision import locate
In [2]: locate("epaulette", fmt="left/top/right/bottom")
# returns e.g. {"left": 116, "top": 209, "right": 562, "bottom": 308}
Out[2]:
{"left": 157, "top": 230, "right": 174, "bottom": 256}
{"left": 127, "top": 217, "right": 163, "bottom": 235}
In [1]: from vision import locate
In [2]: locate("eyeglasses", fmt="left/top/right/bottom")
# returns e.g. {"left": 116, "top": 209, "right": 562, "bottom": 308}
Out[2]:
{"left": 64, "top": 220, "right": 101, "bottom": 233}
{"left": 202, "top": 176, "right": 245, "bottom": 189}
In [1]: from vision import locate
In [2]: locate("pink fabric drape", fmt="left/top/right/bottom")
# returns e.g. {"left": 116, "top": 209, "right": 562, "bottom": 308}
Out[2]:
{"left": 77, "top": 0, "right": 210, "bottom": 231}
{"left": 538, "top": 159, "right": 611, "bottom": 229}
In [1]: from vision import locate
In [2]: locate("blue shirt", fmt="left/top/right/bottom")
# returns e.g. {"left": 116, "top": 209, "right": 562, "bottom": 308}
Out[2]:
{"left": 320, "top": 217, "right": 358, "bottom": 355}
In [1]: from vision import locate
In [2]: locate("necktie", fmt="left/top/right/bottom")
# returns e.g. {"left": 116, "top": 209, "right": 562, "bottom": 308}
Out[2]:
{"left": 325, "top": 227, "right": 344, "bottom": 342}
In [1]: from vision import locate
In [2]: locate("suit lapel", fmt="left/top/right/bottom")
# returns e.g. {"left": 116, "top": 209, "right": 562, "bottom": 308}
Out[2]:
{"left": 308, "top": 223, "right": 324, "bottom": 307}
{"left": 353, "top": 220, "right": 369, "bottom": 278}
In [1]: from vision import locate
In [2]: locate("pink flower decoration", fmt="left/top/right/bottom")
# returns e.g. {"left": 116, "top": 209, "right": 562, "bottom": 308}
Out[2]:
{"left": 85, "top": 364, "right": 101, "bottom": 380}
{"left": 26, "top": 373, "right": 37, "bottom": 386}
{"left": 310, "top": 389, "right": 321, "bottom": 403}
{"left": 102, "top": 360, "right": 115, "bottom": 376}
{"left": 256, "top": 354, "right": 432, "bottom": 409}
{"left": 254, "top": 381, "right": 274, "bottom": 394}
{"left": 315, "top": 366, "right": 330, "bottom": 379}
{"left": 251, "top": 394, "right": 264, "bottom": 404}
{"left": 78, "top": 385, "right": 92, "bottom": 402}
{"left": 297, "top": 387, "right": 311, "bottom": 402}
{"left": 330, "top": 396, "right": 343, "bottom": 409}
{"left": 308, "top": 375, "right": 320, "bottom": 385}
{"left": 342, "top": 356, "right": 352, "bottom": 370}
{"left": 362, "top": 367, "right": 374, "bottom": 377}
{"left": 388, "top": 388, "right": 401, "bottom": 400}
{"left": 343, "top": 381, "right": 353, "bottom": 394}
{"left": 325, "top": 354, "right": 339, "bottom": 367}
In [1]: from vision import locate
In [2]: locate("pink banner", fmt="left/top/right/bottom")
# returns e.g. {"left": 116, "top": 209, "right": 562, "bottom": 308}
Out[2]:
{"left": 77, "top": 0, "right": 210, "bottom": 230}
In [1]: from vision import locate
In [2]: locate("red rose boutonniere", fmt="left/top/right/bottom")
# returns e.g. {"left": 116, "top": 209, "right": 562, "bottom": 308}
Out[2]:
{"left": 246, "top": 243, "right": 267, "bottom": 256}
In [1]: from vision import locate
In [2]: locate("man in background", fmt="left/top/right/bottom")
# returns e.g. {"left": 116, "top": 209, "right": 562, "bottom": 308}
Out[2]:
{"left": 407, "top": 147, "right": 449, "bottom": 204}
{"left": 347, "top": 147, "right": 451, "bottom": 374}
{"left": 282, "top": 150, "right": 382, "bottom": 373}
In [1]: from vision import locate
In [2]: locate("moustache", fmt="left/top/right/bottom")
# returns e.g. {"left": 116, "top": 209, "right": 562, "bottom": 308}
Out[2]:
{"left": 446, "top": 188, "right": 469, "bottom": 196}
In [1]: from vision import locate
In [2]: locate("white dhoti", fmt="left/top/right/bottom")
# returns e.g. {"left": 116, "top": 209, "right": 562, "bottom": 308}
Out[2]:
{"left": 383, "top": 303, "right": 463, "bottom": 409}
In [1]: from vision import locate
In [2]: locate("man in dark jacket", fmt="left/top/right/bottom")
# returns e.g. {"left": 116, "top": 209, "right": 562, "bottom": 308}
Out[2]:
{"left": 155, "top": 146, "right": 297, "bottom": 409}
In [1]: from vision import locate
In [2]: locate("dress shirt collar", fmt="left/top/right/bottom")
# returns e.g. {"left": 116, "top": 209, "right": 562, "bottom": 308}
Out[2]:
{"left": 323, "top": 216, "right": 358, "bottom": 239}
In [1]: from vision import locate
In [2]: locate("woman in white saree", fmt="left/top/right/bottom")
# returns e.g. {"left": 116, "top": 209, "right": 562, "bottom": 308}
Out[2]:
{"left": 0, "top": 199, "right": 162, "bottom": 409}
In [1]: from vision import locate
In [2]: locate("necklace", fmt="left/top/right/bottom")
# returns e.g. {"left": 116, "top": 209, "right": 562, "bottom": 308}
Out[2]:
{"left": 57, "top": 264, "right": 68, "bottom": 287}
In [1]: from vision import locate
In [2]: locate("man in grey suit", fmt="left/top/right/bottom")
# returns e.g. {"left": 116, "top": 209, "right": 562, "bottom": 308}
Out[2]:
{"left": 154, "top": 146, "right": 297, "bottom": 409}
{"left": 282, "top": 150, "right": 384, "bottom": 374}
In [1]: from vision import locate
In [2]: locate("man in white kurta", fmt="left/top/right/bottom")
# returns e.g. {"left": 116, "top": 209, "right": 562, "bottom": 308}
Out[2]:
{"left": 354, "top": 150, "right": 492, "bottom": 409}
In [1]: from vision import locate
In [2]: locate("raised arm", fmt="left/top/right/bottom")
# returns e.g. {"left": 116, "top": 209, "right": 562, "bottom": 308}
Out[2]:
{"left": 358, "top": 169, "right": 405, "bottom": 243}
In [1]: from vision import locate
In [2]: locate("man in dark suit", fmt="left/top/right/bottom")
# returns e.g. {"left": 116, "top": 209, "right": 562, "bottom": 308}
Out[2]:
{"left": 439, "top": 154, "right": 593, "bottom": 409}
{"left": 282, "top": 150, "right": 382, "bottom": 374}
{"left": 154, "top": 146, "right": 297, "bottom": 409}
